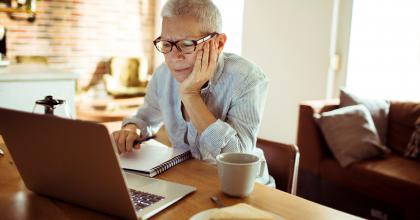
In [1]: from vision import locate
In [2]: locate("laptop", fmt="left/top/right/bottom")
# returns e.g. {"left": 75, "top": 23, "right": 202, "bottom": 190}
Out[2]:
{"left": 0, "top": 107, "right": 196, "bottom": 219}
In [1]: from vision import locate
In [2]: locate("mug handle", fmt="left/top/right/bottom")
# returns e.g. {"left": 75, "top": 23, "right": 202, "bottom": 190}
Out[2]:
{"left": 257, "top": 159, "right": 266, "bottom": 178}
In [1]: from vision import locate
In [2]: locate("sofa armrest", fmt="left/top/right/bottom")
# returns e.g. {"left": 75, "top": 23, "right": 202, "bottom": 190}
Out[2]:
{"left": 297, "top": 99, "right": 339, "bottom": 175}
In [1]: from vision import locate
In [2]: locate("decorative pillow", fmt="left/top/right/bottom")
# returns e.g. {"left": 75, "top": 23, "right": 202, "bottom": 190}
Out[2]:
{"left": 405, "top": 116, "right": 420, "bottom": 160}
{"left": 314, "top": 104, "right": 389, "bottom": 167}
{"left": 339, "top": 88, "right": 390, "bottom": 146}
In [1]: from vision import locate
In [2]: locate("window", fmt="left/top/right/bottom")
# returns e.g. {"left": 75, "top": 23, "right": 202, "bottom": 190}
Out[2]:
{"left": 345, "top": 0, "right": 420, "bottom": 100}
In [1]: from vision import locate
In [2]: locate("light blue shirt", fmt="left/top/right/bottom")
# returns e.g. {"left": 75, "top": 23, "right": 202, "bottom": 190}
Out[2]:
{"left": 123, "top": 52, "right": 273, "bottom": 186}
{"left": 123, "top": 52, "right": 269, "bottom": 163}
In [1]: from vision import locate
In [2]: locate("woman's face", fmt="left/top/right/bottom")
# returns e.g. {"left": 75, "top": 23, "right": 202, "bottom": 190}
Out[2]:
{"left": 161, "top": 16, "right": 211, "bottom": 83}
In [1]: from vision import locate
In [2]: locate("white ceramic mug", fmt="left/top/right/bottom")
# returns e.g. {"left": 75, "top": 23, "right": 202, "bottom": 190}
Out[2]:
{"left": 216, "top": 152, "right": 266, "bottom": 197}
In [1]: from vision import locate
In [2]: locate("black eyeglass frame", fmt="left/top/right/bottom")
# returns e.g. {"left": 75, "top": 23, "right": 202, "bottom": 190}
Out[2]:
{"left": 153, "top": 32, "right": 219, "bottom": 54}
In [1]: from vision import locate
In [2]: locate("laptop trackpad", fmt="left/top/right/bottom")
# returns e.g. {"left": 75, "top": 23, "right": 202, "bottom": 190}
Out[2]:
{"left": 124, "top": 171, "right": 157, "bottom": 188}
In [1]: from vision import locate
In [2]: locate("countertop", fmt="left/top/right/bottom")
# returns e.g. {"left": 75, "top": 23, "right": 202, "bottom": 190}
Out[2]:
{"left": 0, "top": 64, "right": 78, "bottom": 81}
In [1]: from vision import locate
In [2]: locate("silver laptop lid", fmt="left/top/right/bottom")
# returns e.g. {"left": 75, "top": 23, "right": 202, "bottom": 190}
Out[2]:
{"left": 0, "top": 107, "right": 138, "bottom": 219}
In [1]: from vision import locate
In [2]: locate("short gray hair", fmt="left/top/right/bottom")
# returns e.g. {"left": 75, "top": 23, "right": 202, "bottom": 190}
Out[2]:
{"left": 161, "top": 0, "right": 222, "bottom": 33}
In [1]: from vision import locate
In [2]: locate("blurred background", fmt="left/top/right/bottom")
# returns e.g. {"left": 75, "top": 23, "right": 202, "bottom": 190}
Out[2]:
{"left": 0, "top": 0, "right": 419, "bottom": 143}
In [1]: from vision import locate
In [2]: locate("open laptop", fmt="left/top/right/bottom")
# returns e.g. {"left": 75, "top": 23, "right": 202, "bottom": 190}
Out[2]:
{"left": 0, "top": 107, "right": 196, "bottom": 219}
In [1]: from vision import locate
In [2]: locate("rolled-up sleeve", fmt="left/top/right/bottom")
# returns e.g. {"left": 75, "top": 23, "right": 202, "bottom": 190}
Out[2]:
{"left": 122, "top": 70, "right": 163, "bottom": 138}
{"left": 198, "top": 74, "right": 269, "bottom": 158}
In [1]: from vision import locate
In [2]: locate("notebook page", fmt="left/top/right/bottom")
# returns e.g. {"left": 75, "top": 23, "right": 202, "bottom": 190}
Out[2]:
{"left": 119, "top": 139, "right": 188, "bottom": 172}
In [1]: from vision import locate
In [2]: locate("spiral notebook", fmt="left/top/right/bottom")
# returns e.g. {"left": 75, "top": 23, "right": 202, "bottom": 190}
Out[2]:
{"left": 119, "top": 139, "right": 191, "bottom": 177}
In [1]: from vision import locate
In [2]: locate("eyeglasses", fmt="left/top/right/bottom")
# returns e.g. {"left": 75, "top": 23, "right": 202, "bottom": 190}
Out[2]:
{"left": 153, "top": 32, "right": 218, "bottom": 54}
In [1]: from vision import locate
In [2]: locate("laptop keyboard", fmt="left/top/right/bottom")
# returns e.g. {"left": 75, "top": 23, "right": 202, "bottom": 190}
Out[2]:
{"left": 129, "top": 188, "right": 165, "bottom": 211}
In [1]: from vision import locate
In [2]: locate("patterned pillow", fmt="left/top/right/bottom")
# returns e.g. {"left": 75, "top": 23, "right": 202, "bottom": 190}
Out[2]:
{"left": 405, "top": 116, "right": 420, "bottom": 160}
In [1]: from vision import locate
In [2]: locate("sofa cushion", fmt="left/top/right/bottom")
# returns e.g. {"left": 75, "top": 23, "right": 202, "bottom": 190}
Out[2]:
{"left": 319, "top": 154, "right": 420, "bottom": 210}
{"left": 314, "top": 104, "right": 388, "bottom": 167}
{"left": 387, "top": 101, "right": 420, "bottom": 155}
{"left": 340, "top": 89, "right": 390, "bottom": 146}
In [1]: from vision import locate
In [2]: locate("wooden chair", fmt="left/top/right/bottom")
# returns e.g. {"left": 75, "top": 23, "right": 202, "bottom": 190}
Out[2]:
{"left": 257, "top": 138, "right": 300, "bottom": 195}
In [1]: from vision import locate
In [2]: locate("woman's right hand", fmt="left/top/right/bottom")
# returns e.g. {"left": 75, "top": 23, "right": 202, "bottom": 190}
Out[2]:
{"left": 112, "top": 124, "right": 141, "bottom": 154}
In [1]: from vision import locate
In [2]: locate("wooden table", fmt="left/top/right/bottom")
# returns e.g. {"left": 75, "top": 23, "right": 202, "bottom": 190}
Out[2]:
{"left": 0, "top": 122, "right": 361, "bottom": 220}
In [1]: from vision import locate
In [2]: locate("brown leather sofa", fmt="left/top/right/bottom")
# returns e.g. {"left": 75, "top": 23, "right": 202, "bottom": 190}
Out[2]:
{"left": 296, "top": 99, "right": 420, "bottom": 220}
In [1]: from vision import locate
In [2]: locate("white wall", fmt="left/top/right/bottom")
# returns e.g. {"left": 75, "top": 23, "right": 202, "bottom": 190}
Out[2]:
{"left": 213, "top": 0, "right": 244, "bottom": 55}
{"left": 242, "top": 0, "right": 336, "bottom": 143}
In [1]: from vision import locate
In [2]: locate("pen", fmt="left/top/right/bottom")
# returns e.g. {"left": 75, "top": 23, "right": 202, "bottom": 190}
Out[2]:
{"left": 133, "top": 135, "right": 156, "bottom": 146}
